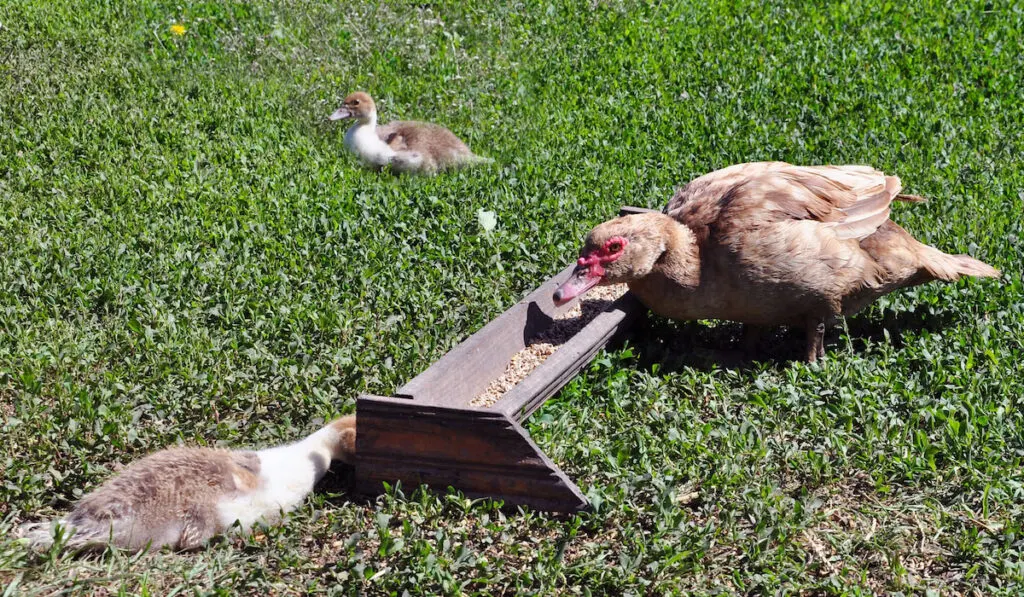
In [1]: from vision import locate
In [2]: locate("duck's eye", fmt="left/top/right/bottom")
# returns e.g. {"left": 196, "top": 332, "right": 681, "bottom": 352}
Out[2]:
{"left": 352, "top": 100, "right": 360, "bottom": 105}
{"left": 607, "top": 241, "right": 623, "bottom": 253}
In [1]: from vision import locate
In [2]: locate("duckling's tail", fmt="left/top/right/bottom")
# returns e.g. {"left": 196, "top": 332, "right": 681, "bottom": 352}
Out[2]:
{"left": 16, "top": 519, "right": 109, "bottom": 551}
{"left": 920, "top": 246, "right": 1000, "bottom": 282}
{"left": 15, "top": 521, "right": 56, "bottom": 550}
{"left": 462, "top": 153, "right": 494, "bottom": 166}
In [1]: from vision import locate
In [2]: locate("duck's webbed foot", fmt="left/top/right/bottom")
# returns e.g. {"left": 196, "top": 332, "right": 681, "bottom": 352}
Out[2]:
{"left": 805, "top": 318, "right": 826, "bottom": 363}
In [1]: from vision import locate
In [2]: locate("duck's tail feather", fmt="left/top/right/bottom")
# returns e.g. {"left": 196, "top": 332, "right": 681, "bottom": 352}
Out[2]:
{"left": 16, "top": 521, "right": 58, "bottom": 550}
{"left": 895, "top": 193, "right": 927, "bottom": 203}
{"left": 17, "top": 519, "right": 110, "bottom": 551}
{"left": 462, "top": 153, "right": 494, "bottom": 166}
{"left": 920, "top": 246, "right": 1000, "bottom": 282}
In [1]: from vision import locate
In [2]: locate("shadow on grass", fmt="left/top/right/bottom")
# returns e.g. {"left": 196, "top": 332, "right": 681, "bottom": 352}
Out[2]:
{"left": 622, "top": 304, "right": 959, "bottom": 373}
{"left": 315, "top": 461, "right": 362, "bottom": 499}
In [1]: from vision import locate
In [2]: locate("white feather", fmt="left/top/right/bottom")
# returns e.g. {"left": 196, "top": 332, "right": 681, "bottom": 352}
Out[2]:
{"left": 343, "top": 113, "right": 396, "bottom": 168}
{"left": 216, "top": 426, "right": 336, "bottom": 531}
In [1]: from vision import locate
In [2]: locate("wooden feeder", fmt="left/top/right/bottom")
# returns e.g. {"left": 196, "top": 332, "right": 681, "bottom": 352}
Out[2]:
{"left": 354, "top": 207, "right": 655, "bottom": 512}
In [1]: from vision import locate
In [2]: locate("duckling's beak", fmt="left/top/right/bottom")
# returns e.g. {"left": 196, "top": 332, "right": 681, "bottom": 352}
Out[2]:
{"left": 553, "top": 265, "right": 602, "bottom": 306}
{"left": 329, "top": 107, "right": 354, "bottom": 121}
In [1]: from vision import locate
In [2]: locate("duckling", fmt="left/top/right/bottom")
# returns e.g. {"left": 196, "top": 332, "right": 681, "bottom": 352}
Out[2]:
{"left": 17, "top": 416, "right": 356, "bottom": 552}
{"left": 329, "top": 91, "right": 492, "bottom": 174}
{"left": 554, "top": 162, "right": 1000, "bottom": 362}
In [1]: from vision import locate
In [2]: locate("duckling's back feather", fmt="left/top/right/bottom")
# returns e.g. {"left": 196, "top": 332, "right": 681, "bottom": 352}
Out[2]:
{"left": 377, "top": 120, "right": 489, "bottom": 173}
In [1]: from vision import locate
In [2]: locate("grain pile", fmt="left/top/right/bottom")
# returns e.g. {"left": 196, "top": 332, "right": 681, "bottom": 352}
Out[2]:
{"left": 470, "top": 284, "right": 627, "bottom": 407}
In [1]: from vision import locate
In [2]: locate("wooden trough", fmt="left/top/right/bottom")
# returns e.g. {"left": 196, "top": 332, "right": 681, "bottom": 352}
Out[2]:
{"left": 354, "top": 207, "right": 655, "bottom": 512}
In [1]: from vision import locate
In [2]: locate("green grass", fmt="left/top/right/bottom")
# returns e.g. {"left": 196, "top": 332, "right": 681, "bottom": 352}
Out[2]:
{"left": 1, "top": 0, "right": 1023, "bottom": 594}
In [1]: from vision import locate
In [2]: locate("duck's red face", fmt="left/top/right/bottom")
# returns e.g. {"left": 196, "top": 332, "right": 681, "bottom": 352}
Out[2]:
{"left": 553, "top": 236, "right": 628, "bottom": 306}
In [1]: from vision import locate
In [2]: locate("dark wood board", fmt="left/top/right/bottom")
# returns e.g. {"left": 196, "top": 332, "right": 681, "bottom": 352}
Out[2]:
{"left": 352, "top": 206, "right": 653, "bottom": 512}
{"left": 355, "top": 396, "right": 589, "bottom": 512}
{"left": 395, "top": 262, "right": 584, "bottom": 408}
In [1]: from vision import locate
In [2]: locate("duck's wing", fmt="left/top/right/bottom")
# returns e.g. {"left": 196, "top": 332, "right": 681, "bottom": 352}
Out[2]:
{"left": 669, "top": 163, "right": 920, "bottom": 243}
{"left": 664, "top": 162, "right": 791, "bottom": 242}
{"left": 754, "top": 165, "right": 915, "bottom": 240}
{"left": 698, "top": 165, "right": 918, "bottom": 297}
{"left": 69, "top": 449, "right": 243, "bottom": 521}
{"left": 377, "top": 120, "right": 472, "bottom": 155}
{"left": 666, "top": 162, "right": 789, "bottom": 213}
{"left": 376, "top": 121, "right": 415, "bottom": 151}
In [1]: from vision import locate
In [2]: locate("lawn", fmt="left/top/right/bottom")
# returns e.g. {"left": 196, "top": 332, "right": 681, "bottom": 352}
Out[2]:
{"left": 1, "top": 0, "right": 1023, "bottom": 594}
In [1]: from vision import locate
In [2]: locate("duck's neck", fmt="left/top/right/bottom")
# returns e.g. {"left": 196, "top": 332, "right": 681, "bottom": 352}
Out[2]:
{"left": 347, "top": 113, "right": 379, "bottom": 138}
{"left": 345, "top": 112, "right": 395, "bottom": 166}
{"left": 358, "top": 113, "right": 377, "bottom": 129}
{"left": 627, "top": 220, "right": 701, "bottom": 308}
{"left": 216, "top": 426, "right": 344, "bottom": 530}
{"left": 297, "top": 425, "right": 342, "bottom": 475}
{"left": 653, "top": 219, "right": 700, "bottom": 288}
{"left": 258, "top": 425, "right": 340, "bottom": 486}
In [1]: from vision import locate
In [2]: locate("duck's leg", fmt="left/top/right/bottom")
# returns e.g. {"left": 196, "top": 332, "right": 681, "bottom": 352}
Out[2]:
{"left": 805, "top": 318, "right": 826, "bottom": 363}
{"left": 178, "top": 504, "right": 217, "bottom": 551}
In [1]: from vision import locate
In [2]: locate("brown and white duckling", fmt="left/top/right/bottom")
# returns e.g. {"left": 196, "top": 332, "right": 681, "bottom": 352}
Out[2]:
{"left": 554, "top": 162, "right": 1000, "bottom": 362}
{"left": 329, "top": 91, "right": 492, "bottom": 174}
{"left": 18, "top": 416, "right": 356, "bottom": 552}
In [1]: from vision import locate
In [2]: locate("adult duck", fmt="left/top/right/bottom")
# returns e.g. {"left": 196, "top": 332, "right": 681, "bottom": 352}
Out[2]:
{"left": 553, "top": 162, "right": 999, "bottom": 362}
{"left": 329, "top": 91, "right": 492, "bottom": 174}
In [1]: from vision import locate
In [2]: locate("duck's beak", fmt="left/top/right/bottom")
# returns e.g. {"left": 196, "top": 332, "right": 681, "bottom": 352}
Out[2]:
{"left": 553, "top": 265, "right": 602, "bottom": 306}
{"left": 328, "top": 107, "right": 353, "bottom": 121}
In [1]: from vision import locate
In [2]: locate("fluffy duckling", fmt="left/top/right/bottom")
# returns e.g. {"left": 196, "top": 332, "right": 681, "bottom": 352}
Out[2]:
{"left": 18, "top": 416, "right": 357, "bottom": 552}
{"left": 329, "top": 91, "right": 492, "bottom": 174}
{"left": 554, "top": 162, "right": 999, "bottom": 362}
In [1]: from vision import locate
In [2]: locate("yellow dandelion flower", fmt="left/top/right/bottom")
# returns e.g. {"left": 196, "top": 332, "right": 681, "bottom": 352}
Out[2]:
{"left": 170, "top": 24, "right": 186, "bottom": 36}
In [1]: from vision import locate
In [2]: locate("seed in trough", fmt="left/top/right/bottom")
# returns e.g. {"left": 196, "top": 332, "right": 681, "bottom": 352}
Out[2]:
{"left": 470, "top": 284, "right": 627, "bottom": 407}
